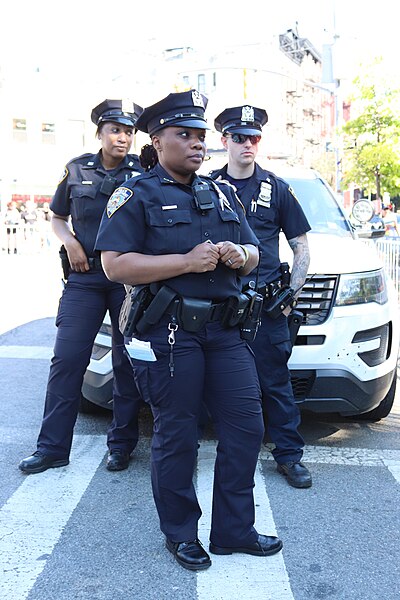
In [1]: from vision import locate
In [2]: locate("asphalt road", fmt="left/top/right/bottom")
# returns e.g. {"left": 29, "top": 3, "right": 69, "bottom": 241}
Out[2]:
{"left": 1, "top": 251, "right": 400, "bottom": 600}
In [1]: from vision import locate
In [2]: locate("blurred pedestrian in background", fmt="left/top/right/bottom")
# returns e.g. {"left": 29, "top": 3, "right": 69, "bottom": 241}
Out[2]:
{"left": 381, "top": 204, "right": 400, "bottom": 237}
{"left": 4, "top": 200, "right": 21, "bottom": 254}
{"left": 19, "top": 99, "right": 144, "bottom": 475}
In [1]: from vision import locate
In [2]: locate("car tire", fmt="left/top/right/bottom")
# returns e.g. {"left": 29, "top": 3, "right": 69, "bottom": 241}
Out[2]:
{"left": 358, "top": 371, "right": 397, "bottom": 422}
{"left": 79, "top": 394, "right": 106, "bottom": 415}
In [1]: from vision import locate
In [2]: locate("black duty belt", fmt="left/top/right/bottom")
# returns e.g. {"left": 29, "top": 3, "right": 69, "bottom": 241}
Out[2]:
{"left": 88, "top": 256, "right": 103, "bottom": 271}
{"left": 258, "top": 280, "right": 282, "bottom": 300}
{"left": 165, "top": 298, "right": 227, "bottom": 329}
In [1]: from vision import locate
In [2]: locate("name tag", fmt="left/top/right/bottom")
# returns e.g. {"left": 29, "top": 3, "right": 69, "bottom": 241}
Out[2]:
{"left": 162, "top": 205, "right": 178, "bottom": 210}
{"left": 82, "top": 181, "right": 93, "bottom": 185}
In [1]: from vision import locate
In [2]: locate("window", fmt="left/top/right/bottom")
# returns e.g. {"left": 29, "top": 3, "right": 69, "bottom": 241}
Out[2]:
{"left": 42, "top": 122, "right": 56, "bottom": 144}
{"left": 13, "top": 118, "right": 27, "bottom": 143}
{"left": 197, "top": 73, "right": 206, "bottom": 94}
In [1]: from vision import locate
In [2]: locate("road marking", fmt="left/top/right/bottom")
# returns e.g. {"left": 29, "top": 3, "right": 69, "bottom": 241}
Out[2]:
{"left": 261, "top": 444, "right": 400, "bottom": 467}
{"left": 0, "top": 435, "right": 106, "bottom": 599}
{"left": 196, "top": 441, "right": 294, "bottom": 600}
{"left": 0, "top": 346, "right": 53, "bottom": 360}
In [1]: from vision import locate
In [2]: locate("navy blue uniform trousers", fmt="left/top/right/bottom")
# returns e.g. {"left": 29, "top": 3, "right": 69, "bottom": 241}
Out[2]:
{"left": 37, "top": 270, "right": 140, "bottom": 458}
{"left": 132, "top": 320, "right": 264, "bottom": 547}
{"left": 250, "top": 311, "right": 304, "bottom": 464}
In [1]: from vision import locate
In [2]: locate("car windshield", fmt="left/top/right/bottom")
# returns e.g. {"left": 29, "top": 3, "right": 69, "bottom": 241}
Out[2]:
{"left": 284, "top": 176, "right": 353, "bottom": 237}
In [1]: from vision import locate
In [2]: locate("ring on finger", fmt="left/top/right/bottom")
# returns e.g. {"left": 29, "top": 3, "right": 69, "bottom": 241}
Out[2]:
{"left": 227, "top": 258, "right": 233, "bottom": 266}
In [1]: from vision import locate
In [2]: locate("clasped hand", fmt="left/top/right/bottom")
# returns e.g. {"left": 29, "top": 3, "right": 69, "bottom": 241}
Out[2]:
{"left": 188, "top": 240, "right": 247, "bottom": 273}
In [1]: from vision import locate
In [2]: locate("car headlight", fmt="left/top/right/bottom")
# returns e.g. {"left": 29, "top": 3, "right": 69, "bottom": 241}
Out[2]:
{"left": 335, "top": 269, "right": 388, "bottom": 306}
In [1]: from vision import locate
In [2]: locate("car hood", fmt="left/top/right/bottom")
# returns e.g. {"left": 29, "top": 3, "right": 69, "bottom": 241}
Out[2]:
{"left": 280, "top": 233, "right": 383, "bottom": 275}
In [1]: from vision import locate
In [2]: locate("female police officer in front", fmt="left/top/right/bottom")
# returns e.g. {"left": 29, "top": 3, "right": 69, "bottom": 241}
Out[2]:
{"left": 19, "top": 100, "right": 144, "bottom": 474}
{"left": 95, "top": 90, "right": 283, "bottom": 571}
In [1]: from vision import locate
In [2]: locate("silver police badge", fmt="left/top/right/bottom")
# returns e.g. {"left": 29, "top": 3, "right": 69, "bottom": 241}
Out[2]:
{"left": 256, "top": 181, "right": 272, "bottom": 208}
{"left": 107, "top": 187, "right": 133, "bottom": 217}
{"left": 192, "top": 90, "right": 205, "bottom": 108}
{"left": 241, "top": 106, "right": 254, "bottom": 123}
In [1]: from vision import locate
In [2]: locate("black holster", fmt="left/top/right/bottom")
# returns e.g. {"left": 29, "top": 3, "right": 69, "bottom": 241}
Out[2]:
{"left": 59, "top": 245, "right": 70, "bottom": 281}
{"left": 119, "top": 285, "right": 154, "bottom": 337}
{"left": 287, "top": 309, "right": 303, "bottom": 345}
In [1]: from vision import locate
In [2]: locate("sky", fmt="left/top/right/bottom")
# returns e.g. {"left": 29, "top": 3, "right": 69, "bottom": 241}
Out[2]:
{"left": 1, "top": 1, "right": 396, "bottom": 70}
{"left": 0, "top": 0, "right": 397, "bottom": 100}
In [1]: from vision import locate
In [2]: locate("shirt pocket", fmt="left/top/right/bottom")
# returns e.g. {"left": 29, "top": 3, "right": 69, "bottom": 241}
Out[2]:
{"left": 218, "top": 209, "right": 241, "bottom": 243}
{"left": 69, "top": 185, "right": 97, "bottom": 221}
{"left": 146, "top": 207, "right": 193, "bottom": 253}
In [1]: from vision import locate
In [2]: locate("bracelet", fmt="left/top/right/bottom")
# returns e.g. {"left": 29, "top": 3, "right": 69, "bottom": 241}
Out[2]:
{"left": 239, "top": 244, "right": 250, "bottom": 266}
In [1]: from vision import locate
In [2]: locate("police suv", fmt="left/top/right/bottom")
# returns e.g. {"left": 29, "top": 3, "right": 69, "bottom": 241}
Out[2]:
{"left": 82, "top": 166, "right": 399, "bottom": 421}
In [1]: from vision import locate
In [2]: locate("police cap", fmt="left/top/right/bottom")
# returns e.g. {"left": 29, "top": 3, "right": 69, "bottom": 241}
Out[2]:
{"left": 135, "top": 90, "right": 210, "bottom": 136}
{"left": 91, "top": 99, "right": 143, "bottom": 127}
{"left": 214, "top": 105, "right": 268, "bottom": 136}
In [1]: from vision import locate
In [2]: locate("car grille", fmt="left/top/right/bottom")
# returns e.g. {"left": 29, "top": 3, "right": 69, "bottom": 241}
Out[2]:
{"left": 296, "top": 275, "right": 338, "bottom": 325}
{"left": 290, "top": 370, "right": 316, "bottom": 401}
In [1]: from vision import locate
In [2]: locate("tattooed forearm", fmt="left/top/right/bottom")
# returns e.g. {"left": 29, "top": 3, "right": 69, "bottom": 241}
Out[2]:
{"left": 288, "top": 234, "right": 310, "bottom": 296}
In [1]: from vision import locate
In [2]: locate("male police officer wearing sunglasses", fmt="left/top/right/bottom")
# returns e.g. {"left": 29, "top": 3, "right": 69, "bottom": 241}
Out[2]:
{"left": 210, "top": 105, "right": 312, "bottom": 488}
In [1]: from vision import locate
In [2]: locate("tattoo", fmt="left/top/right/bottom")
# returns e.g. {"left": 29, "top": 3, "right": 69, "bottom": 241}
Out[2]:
{"left": 288, "top": 234, "right": 310, "bottom": 295}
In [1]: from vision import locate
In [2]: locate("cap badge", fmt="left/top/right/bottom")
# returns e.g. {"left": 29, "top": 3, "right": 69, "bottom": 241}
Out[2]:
{"left": 241, "top": 106, "right": 254, "bottom": 123}
{"left": 192, "top": 90, "right": 205, "bottom": 108}
{"left": 106, "top": 187, "right": 133, "bottom": 217}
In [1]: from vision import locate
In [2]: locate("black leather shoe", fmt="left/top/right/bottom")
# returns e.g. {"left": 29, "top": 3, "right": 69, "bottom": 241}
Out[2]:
{"left": 277, "top": 461, "right": 312, "bottom": 488}
{"left": 19, "top": 451, "right": 69, "bottom": 474}
{"left": 166, "top": 538, "right": 212, "bottom": 571}
{"left": 106, "top": 449, "right": 130, "bottom": 471}
{"left": 209, "top": 534, "right": 283, "bottom": 557}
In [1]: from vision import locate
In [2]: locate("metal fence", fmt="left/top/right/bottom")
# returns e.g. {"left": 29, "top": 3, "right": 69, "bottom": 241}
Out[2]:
{"left": 362, "top": 237, "right": 400, "bottom": 300}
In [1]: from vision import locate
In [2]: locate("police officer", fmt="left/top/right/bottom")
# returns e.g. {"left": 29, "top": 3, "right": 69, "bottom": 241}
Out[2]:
{"left": 211, "top": 105, "right": 312, "bottom": 488}
{"left": 19, "top": 99, "right": 144, "bottom": 474}
{"left": 95, "top": 90, "right": 283, "bottom": 571}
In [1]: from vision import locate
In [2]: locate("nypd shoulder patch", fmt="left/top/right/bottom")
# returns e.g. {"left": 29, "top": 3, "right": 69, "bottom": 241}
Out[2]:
{"left": 58, "top": 167, "right": 69, "bottom": 186}
{"left": 288, "top": 185, "right": 300, "bottom": 202}
{"left": 107, "top": 187, "right": 133, "bottom": 217}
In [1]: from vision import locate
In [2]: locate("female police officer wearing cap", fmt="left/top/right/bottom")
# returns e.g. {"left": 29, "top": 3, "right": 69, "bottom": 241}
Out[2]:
{"left": 95, "top": 90, "right": 283, "bottom": 571}
{"left": 19, "top": 99, "right": 144, "bottom": 475}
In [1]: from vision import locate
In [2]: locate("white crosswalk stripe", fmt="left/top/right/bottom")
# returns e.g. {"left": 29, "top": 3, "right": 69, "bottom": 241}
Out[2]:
{"left": 0, "top": 435, "right": 106, "bottom": 599}
{"left": 1, "top": 434, "right": 399, "bottom": 598}
{"left": 197, "top": 442, "right": 293, "bottom": 600}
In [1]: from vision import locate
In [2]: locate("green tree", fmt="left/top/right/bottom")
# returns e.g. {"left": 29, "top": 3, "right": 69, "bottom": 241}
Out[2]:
{"left": 341, "top": 59, "right": 400, "bottom": 201}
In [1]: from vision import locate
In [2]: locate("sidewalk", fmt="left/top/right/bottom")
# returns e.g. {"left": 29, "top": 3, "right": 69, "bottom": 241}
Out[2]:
{"left": 0, "top": 250, "right": 63, "bottom": 335}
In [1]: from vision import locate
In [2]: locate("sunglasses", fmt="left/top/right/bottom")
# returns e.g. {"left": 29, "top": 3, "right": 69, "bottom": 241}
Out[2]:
{"left": 225, "top": 133, "right": 261, "bottom": 145}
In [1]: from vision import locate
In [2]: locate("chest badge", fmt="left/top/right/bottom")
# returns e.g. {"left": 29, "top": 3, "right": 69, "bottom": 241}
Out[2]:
{"left": 107, "top": 187, "right": 133, "bottom": 217}
{"left": 256, "top": 181, "right": 272, "bottom": 208}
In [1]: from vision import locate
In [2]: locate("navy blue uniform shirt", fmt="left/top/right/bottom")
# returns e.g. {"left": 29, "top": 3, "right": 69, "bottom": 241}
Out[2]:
{"left": 210, "top": 163, "right": 311, "bottom": 285}
{"left": 95, "top": 163, "right": 259, "bottom": 301}
{"left": 51, "top": 151, "right": 142, "bottom": 258}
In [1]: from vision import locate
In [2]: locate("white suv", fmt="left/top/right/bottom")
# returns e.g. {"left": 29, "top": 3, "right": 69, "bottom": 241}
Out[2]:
{"left": 82, "top": 166, "right": 399, "bottom": 421}
{"left": 278, "top": 166, "right": 398, "bottom": 420}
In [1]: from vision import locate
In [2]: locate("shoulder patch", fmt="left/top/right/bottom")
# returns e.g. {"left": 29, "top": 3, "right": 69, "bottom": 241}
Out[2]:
{"left": 58, "top": 167, "right": 69, "bottom": 186}
{"left": 107, "top": 187, "right": 133, "bottom": 217}
{"left": 288, "top": 185, "right": 299, "bottom": 202}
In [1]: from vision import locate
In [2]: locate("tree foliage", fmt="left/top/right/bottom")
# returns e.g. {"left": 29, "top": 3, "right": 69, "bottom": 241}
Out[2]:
{"left": 341, "top": 59, "right": 400, "bottom": 199}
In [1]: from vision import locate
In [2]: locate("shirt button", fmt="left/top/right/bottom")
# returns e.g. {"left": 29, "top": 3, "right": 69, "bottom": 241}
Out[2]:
{"left": 167, "top": 218, "right": 173, "bottom": 223}
{"left": 204, "top": 232, "right": 209, "bottom": 237}
{"left": 209, "top": 278, "right": 214, "bottom": 283}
